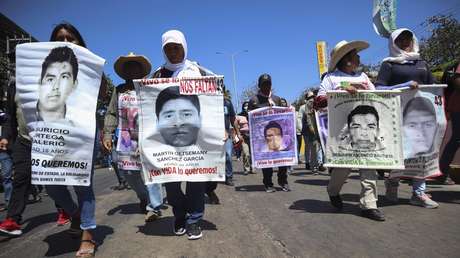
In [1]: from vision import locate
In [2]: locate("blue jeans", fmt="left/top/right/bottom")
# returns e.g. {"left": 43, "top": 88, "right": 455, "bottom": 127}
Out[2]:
{"left": 46, "top": 183, "right": 96, "bottom": 230}
{"left": 121, "top": 169, "right": 163, "bottom": 210}
{"left": 440, "top": 112, "right": 460, "bottom": 176}
{"left": 225, "top": 138, "right": 233, "bottom": 179}
{"left": 147, "top": 183, "right": 163, "bottom": 211}
{"left": 412, "top": 178, "right": 426, "bottom": 196}
{"left": 0, "top": 152, "right": 13, "bottom": 205}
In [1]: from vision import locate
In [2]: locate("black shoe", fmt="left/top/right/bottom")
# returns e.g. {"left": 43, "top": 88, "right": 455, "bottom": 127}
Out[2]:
{"left": 329, "top": 195, "right": 343, "bottom": 210}
{"left": 145, "top": 209, "right": 162, "bottom": 222}
{"left": 280, "top": 184, "right": 291, "bottom": 192}
{"left": 305, "top": 164, "right": 311, "bottom": 170}
{"left": 111, "top": 183, "right": 126, "bottom": 191}
{"left": 174, "top": 219, "right": 186, "bottom": 236}
{"left": 225, "top": 178, "right": 234, "bottom": 186}
{"left": 187, "top": 223, "right": 202, "bottom": 240}
{"left": 361, "top": 209, "right": 385, "bottom": 221}
{"left": 318, "top": 165, "right": 326, "bottom": 172}
{"left": 207, "top": 191, "right": 220, "bottom": 204}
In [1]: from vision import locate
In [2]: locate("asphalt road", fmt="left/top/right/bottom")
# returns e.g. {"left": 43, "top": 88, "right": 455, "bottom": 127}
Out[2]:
{"left": 1, "top": 161, "right": 459, "bottom": 258}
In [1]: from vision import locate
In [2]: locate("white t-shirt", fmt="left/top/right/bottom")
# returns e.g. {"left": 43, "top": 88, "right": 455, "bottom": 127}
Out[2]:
{"left": 318, "top": 70, "right": 375, "bottom": 96}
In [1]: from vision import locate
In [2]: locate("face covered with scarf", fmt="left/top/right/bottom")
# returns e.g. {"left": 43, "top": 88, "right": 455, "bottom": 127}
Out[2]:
{"left": 384, "top": 28, "right": 420, "bottom": 64}
{"left": 162, "top": 30, "right": 187, "bottom": 71}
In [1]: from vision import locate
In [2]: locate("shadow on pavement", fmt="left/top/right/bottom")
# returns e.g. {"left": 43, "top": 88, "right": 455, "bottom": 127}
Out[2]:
{"left": 22, "top": 212, "right": 57, "bottom": 235}
{"left": 43, "top": 225, "right": 114, "bottom": 257}
{"left": 235, "top": 185, "right": 266, "bottom": 192}
{"left": 107, "top": 203, "right": 142, "bottom": 216}
{"left": 294, "top": 179, "right": 329, "bottom": 186}
{"left": 289, "top": 199, "right": 357, "bottom": 215}
{"left": 138, "top": 217, "right": 217, "bottom": 236}
{"left": 427, "top": 190, "right": 460, "bottom": 204}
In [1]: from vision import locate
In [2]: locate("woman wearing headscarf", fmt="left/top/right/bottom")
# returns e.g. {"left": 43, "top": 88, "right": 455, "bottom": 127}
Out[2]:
{"left": 375, "top": 28, "right": 439, "bottom": 209}
{"left": 152, "top": 29, "right": 212, "bottom": 240}
{"left": 315, "top": 40, "right": 385, "bottom": 222}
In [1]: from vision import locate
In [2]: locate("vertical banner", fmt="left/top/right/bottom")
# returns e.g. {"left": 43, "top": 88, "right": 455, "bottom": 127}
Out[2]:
{"left": 135, "top": 76, "right": 226, "bottom": 184}
{"left": 391, "top": 86, "right": 447, "bottom": 178}
{"left": 116, "top": 90, "right": 142, "bottom": 170}
{"left": 325, "top": 91, "right": 404, "bottom": 169}
{"left": 373, "top": 0, "right": 397, "bottom": 38}
{"left": 249, "top": 107, "right": 298, "bottom": 169}
{"left": 315, "top": 109, "right": 328, "bottom": 155}
{"left": 16, "top": 42, "right": 104, "bottom": 186}
{"left": 316, "top": 41, "right": 328, "bottom": 79}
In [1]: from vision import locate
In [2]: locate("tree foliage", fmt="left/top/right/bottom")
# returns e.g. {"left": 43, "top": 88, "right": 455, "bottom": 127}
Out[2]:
{"left": 419, "top": 14, "right": 460, "bottom": 70}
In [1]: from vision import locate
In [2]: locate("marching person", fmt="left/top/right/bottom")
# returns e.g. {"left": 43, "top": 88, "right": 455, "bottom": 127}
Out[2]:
{"left": 301, "top": 91, "right": 321, "bottom": 174}
{"left": 375, "top": 28, "right": 440, "bottom": 208}
{"left": 103, "top": 52, "right": 164, "bottom": 222}
{"left": 151, "top": 29, "right": 214, "bottom": 240}
{"left": 235, "top": 101, "right": 253, "bottom": 175}
{"left": 0, "top": 22, "right": 103, "bottom": 257}
{"left": 248, "top": 73, "right": 290, "bottom": 193}
{"left": 315, "top": 40, "right": 385, "bottom": 221}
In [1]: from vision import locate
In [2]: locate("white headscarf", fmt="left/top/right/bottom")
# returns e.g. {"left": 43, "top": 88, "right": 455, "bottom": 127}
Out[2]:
{"left": 383, "top": 28, "right": 420, "bottom": 64}
{"left": 161, "top": 30, "right": 201, "bottom": 77}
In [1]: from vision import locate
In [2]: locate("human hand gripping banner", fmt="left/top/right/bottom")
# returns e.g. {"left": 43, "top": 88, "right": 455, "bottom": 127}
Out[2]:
{"left": 16, "top": 42, "right": 105, "bottom": 186}
{"left": 325, "top": 91, "right": 404, "bottom": 169}
{"left": 249, "top": 107, "right": 298, "bottom": 169}
{"left": 390, "top": 86, "right": 447, "bottom": 179}
{"left": 116, "top": 90, "right": 142, "bottom": 170}
{"left": 135, "top": 76, "right": 225, "bottom": 184}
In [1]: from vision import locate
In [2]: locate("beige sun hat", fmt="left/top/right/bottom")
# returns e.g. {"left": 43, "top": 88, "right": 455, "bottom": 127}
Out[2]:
{"left": 328, "top": 40, "right": 369, "bottom": 72}
{"left": 114, "top": 52, "right": 152, "bottom": 80}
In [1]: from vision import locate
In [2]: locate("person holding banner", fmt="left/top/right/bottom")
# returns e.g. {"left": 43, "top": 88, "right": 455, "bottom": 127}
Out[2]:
{"left": 104, "top": 52, "right": 164, "bottom": 222}
{"left": 150, "top": 29, "right": 215, "bottom": 240}
{"left": 235, "top": 101, "right": 253, "bottom": 175}
{"left": 248, "top": 73, "right": 291, "bottom": 193}
{"left": 375, "top": 28, "right": 440, "bottom": 208}
{"left": 316, "top": 40, "right": 385, "bottom": 221}
{"left": 0, "top": 22, "right": 102, "bottom": 257}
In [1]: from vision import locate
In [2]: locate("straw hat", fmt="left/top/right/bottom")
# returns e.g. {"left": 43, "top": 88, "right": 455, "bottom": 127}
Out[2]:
{"left": 114, "top": 52, "right": 152, "bottom": 80}
{"left": 328, "top": 40, "right": 369, "bottom": 72}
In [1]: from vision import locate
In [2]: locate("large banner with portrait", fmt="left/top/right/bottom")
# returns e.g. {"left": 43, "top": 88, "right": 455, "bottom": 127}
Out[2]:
{"left": 116, "top": 90, "right": 141, "bottom": 170}
{"left": 135, "top": 76, "right": 225, "bottom": 184}
{"left": 325, "top": 91, "right": 404, "bottom": 169}
{"left": 16, "top": 42, "right": 105, "bottom": 186}
{"left": 249, "top": 107, "right": 298, "bottom": 169}
{"left": 390, "top": 86, "right": 447, "bottom": 178}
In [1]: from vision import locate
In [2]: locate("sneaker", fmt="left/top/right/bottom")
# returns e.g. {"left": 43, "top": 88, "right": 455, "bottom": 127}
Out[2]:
{"left": 187, "top": 223, "right": 202, "bottom": 240}
{"left": 111, "top": 183, "right": 126, "bottom": 191}
{"left": 265, "top": 186, "right": 276, "bottom": 193}
{"left": 280, "top": 184, "right": 291, "bottom": 192}
{"left": 0, "top": 218, "right": 22, "bottom": 236}
{"left": 437, "top": 176, "right": 456, "bottom": 185}
{"left": 318, "top": 165, "right": 326, "bottom": 172}
{"left": 384, "top": 180, "right": 398, "bottom": 203}
{"left": 207, "top": 191, "right": 220, "bottom": 205}
{"left": 243, "top": 171, "right": 249, "bottom": 175}
{"left": 145, "top": 209, "right": 162, "bottom": 222}
{"left": 410, "top": 194, "right": 439, "bottom": 209}
{"left": 225, "top": 178, "right": 234, "bottom": 186}
{"left": 174, "top": 219, "right": 186, "bottom": 236}
{"left": 312, "top": 169, "right": 319, "bottom": 175}
{"left": 329, "top": 195, "right": 343, "bottom": 210}
{"left": 56, "top": 209, "right": 71, "bottom": 226}
{"left": 361, "top": 209, "right": 385, "bottom": 221}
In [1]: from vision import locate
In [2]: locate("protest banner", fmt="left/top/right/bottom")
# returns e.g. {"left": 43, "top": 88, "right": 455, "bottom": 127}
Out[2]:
{"left": 325, "top": 90, "right": 404, "bottom": 169}
{"left": 135, "top": 76, "right": 226, "bottom": 184}
{"left": 116, "top": 90, "right": 142, "bottom": 170}
{"left": 390, "top": 86, "right": 447, "bottom": 178}
{"left": 316, "top": 41, "right": 328, "bottom": 79}
{"left": 315, "top": 109, "right": 328, "bottom": 155}
{"left": 16, "top": 42, "right": 105, "bottom": 186}
{"left": 249, "top": 107, "right": 298, "bottom": 169}
{"left": 372, "top": 0, "right": 397, "bottom": 38}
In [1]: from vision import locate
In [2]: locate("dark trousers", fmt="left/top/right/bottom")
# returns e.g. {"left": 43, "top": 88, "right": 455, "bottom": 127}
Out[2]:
{"left": 7, "top": 138, "right": 32, "bottom": 223}
{"left": 440, "top": 112, "right": 460, "bottom": 176}
{"left": 262, "top": 166, "right": 288, "bottom": 187}
{"left": 164, "top": 181, "right": 205, "bottom": 225}
{"left": 205, "top": 182, "right": 217, "bottom": 194}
